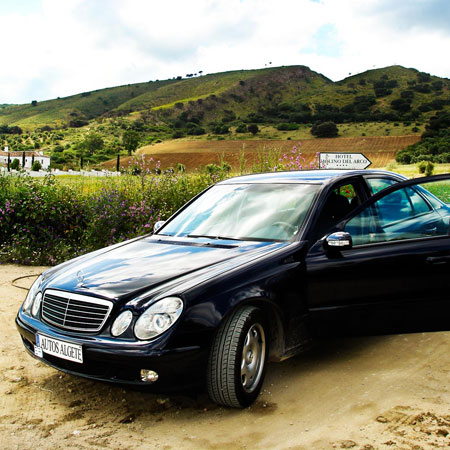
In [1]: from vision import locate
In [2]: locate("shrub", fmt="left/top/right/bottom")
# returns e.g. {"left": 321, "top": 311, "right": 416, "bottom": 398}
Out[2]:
{"left": 176, "top": 163, "right": 186, "bottom": 173}
{"left": 431, "top": 81, "right": 443, "bottom": 91}
{"left": 69, "top": 119, "right": 89, "bottom": 128}
{"left": 311, "top": 121, "right": 338, "bottom": 138}
{"left": 417, "top": 160, "right": 434, "bottom": 176}
{"left": 0, "top": 175, "right": 88, "bottom": 265}
{"left": 31, "top": 161, "right": 42, "bottom": 171}
{"left": 10, "top": 159, "right": 20, "bottom": 170}
{"left": 413, "top": 154, "right": 433, "bottom": 163}
{"left": 276, "top": 123, "right": 299, "bottom": 131}
{"left": 172, "top": 130, "right": 184, "bottom": 139}
{"left": 0, "top": 169, "right": 217, "bottom": 265}
{"left": 391, "top": 98, "right": 412, "bottom": 112}
{"left": 417, "top": 72, "right": 431, "bottom": 83}
{"left": 412, "top": 84, "right": 431, "bottom": 94}
{"left": 434, "top": 153, "right": 450, "bottom": 163}
{"left": 186, "top": 125, "right": 205, "bottom": 136}
{"left": 212, "top": 124, "right": 229, "bottom": 134}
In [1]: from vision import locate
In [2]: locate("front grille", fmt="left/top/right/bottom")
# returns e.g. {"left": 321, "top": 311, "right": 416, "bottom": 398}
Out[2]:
{"left": 42, "top": 289, "right": 113, "bottom": 333}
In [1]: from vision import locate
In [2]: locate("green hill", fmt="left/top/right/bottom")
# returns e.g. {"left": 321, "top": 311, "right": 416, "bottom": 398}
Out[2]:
{"left": 1, "top": 65, "right": 448, "bottom": 131}
{"left": 0, "top": 64, "right": 448, "bottom": 169}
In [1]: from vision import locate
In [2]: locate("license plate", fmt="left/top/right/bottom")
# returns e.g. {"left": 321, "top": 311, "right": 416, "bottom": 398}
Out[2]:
{"left": 35, "top": 334, "right": 83, "bottom": 364}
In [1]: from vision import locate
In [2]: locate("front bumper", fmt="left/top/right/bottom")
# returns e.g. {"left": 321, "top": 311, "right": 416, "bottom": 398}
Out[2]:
{"left": 16, "top": 312, "right": 208, "bottom": 391}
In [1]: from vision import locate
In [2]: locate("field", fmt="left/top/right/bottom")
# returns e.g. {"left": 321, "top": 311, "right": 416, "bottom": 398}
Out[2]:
{"left": 130, "top": 135, "right": 422, "bottom": 171}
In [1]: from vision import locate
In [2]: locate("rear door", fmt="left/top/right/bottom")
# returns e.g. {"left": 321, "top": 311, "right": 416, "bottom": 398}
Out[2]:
{"left": 306, "top": 174, "right": 450, "bottom": 320}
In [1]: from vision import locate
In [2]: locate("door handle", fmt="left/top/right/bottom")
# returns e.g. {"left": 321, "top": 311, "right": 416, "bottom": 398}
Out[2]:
{"left": 426, "top": 256, "right": 450, "bottom": 265}
{"left": 423, "top": 226, "right": 437, "bottom": 235}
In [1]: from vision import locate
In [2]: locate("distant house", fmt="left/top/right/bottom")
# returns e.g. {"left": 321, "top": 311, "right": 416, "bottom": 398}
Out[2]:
{"left": 0, "top": 150, "right": 50, "bottom": 169}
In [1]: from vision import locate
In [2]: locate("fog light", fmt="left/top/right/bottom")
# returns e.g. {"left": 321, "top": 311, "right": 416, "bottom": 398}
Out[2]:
{"left": 140, "top": 369, "right": 158, "bottom": 383}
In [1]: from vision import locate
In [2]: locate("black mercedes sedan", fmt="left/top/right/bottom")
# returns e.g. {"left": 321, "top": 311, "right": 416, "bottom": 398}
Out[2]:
{"left": 16, "top": 170, "right": 450, "bottom": 408}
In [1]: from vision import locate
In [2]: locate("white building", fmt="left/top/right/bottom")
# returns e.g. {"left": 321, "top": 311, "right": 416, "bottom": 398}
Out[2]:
{"left": 0, "top": 149, "right": 50, "bottom": 169}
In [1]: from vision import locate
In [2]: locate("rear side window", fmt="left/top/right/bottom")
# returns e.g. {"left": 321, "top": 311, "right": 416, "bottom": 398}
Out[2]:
{"left": 345, "top": 183, "right": 445, "bottom": 246}
{"left": 366, "top": 178, "right": 398, "bottom": 195}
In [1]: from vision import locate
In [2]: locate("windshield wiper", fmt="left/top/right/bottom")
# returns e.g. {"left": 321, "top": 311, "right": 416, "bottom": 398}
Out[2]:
{"left": 187, "top": 234, "right": 242, "bottom": 241}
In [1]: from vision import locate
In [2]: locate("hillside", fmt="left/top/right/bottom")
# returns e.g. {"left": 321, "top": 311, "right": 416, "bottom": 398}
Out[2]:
{"left": 1, "top": 65, "right": 448, "bottom": 131}
{"left": 0, "top": 64, "right": 448, "bottom": 169}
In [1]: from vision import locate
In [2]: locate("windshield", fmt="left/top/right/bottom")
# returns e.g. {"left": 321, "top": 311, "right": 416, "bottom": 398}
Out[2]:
{"left": 159, "top": 183, "right": 319, "bottom": 241}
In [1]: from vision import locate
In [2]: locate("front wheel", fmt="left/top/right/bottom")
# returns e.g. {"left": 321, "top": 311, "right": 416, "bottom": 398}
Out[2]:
{"left": 207, "top": 306, "right": 268, "bottom": 408}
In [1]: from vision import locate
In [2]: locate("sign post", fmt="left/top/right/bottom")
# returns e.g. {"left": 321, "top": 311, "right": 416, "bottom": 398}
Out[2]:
{"left": 319, "top": 152, "right": 372, "bottom": 170}
{"left": 5, "top": 146, "right": 10, "bottom": 172}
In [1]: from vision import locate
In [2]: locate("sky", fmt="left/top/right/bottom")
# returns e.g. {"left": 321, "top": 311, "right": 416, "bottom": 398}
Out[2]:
{"left": 0, "top": 0, "right": 449, "bottom": 104}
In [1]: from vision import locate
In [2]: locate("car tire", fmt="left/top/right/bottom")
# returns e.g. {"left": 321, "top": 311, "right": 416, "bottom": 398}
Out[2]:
{"left": 207, "top": 305, "right": 268, "bottom": 408}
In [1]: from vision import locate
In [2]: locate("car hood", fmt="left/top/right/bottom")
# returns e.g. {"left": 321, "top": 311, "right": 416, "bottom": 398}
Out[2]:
{"left": 42, "top": 235, "right": 283, "bottom": 300}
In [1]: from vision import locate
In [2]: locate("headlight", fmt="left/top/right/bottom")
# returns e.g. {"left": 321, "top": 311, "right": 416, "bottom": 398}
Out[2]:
{"left": 31, "top": 292, "right": 43, "bottom": 317}
{"left": 111, "top": 310, "right": 133, "bottom": 337}
{"left": 23, "top": 275, "right": 43, "bottom": 315}
{"left": 134, "top": 297, "right": 183, "bottom": 340}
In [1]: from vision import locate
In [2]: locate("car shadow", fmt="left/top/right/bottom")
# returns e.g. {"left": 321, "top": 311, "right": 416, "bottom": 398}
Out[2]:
{"left": 36, "top": 313, "right": 448, "bottom": 418}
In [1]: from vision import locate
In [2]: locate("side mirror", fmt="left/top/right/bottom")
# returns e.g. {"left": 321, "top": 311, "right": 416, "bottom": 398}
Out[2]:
{"left": 324, "top": 231, "right": 353, "bottom": 251}
{"left": 153, "top": 220, "right": 166, "bottom": 233}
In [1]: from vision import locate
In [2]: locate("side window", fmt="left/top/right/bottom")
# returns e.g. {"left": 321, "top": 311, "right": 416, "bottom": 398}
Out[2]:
{"left": 407, "top": 187, "right": 431, "bottom": 215}
{"left": 366, "top": 178, "right": 398, "bottom": 195}
{"left": 315, "top": 182, "right": 361, "bottom": 238}
{"left": 345, "top": 184, "right": 448, "bottom": 246}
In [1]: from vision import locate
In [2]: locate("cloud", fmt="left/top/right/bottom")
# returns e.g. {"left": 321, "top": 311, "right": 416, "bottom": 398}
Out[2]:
{"left": 360, "top": 0, "right": 450, "bottom": 34}
{"left": 302, "top": 24, "right": 343, "bottom": 58}
{"left": 0, "top": 0, "right": 448, "bottom": 104}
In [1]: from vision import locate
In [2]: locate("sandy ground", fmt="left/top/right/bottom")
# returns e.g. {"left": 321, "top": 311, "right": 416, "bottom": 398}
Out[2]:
{"left": 1, "top": 264, "right": 449, "bottom": 450}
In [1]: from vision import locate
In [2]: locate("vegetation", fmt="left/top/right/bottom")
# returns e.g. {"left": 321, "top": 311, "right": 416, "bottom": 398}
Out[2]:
{"left": 0, "top": 65, "right": 448, "bottom": 170}
{"left": 396, "top": 112, "right": 450, "bottom": 164}
{"left": 122, "top": 129, "right": 140, "bottom": 156}
{"left": 10, "top": 159, "right": 20, "bottom": 170}
{"left": 311, "top": 121, "right": 338, "bottom": 138}
{"left": 31, "top": 160, "right": 42, "bottom": 171}
{"left": 417, "top": 160, "right": 434, "bottom": 176}
{"left": 2, "top": 146, "right": 449, "bottom": 266}
{"left": 0, "top": 168, "right": 213, "bottom": 265}
{"left": 0, "top": 147, "right": 319, "bottom": 265}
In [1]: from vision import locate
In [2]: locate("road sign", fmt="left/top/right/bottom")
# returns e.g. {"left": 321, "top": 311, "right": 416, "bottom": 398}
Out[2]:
{"left": 319, "top": 152, "right": 372, "bottom": 170}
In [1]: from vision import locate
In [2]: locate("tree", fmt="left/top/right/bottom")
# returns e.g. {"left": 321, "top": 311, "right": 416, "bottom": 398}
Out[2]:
{"left": 212, "top": 124, "right": 229, "bottom": 134}
{"left": 311, "top": 121, "right": 339, "bottom": 138}
{"left": 10, "top": 158, "right": 20, "bottom": 170}
{"left": 83, "top": 133, "right": 104, "bottom": 155}
{"left": 247, "top": 124, "right": 259, "bottom": 135}
{"left": 31, "top": 100, "right": 38, "bottom": 107}
{"left": 122, "top": 129, "right": 140, "bottom": 156}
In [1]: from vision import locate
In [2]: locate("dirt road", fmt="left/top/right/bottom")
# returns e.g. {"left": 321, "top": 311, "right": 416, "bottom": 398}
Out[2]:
{"left": 1, "top": 265, "right": 449, "bottom": 449}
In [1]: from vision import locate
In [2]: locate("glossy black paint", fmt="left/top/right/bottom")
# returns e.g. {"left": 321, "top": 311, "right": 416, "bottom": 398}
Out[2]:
{"left": 16, "top": 170, "right": 450, "bottom": 390}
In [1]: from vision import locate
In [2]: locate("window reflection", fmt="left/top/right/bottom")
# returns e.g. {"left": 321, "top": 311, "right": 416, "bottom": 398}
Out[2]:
{"left": 161, "top": 183, "right": 319, "bottom": 241}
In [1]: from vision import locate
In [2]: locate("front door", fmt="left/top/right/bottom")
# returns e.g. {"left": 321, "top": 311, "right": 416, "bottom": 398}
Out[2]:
{"left": 306, "top": 174, "right": 450, "bottom": 326}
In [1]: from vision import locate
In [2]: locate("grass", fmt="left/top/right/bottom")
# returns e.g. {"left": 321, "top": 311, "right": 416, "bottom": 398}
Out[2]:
{"left": 385, "top": 163, "right": 450, "bottom": 177}
{"left": 425, "top": 181, "right": 450, "bottom": 203}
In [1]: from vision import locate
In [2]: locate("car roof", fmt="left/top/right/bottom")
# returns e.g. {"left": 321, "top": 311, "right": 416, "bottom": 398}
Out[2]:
{"left": 218, "top": 169, "right": 406, "bottom": 185}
